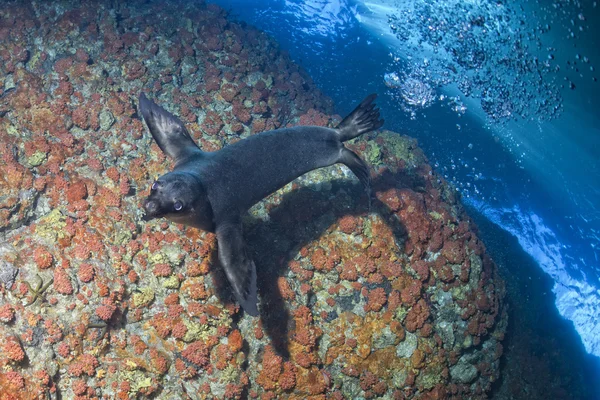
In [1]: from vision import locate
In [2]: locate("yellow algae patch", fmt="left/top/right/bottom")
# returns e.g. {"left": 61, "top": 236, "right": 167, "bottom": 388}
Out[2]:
{"left": 148, "top": 251, "right": 167, "bottom": 265}
{"left": 35, "top": 209, "right": 67, "bottom": 240}
{"left": 182, "top": 317, "right": 215, "bottom": 343}
{"left": 27, "top": 151, "right": 47, "bottom": 167}
{"left": 6, "top": 124, "right": 19, "bottom": 136}
{"left": 162, "top": 275, "right": 180, "bottom": 289}
{"left": 220, "top": 364, "right": 240, "bottom": 384}
{"left": 132, "top": 287, "right": 155, "bottom": 308}
{"left": 122, "top": 370, "right": 153, "bottom": 393}
{"left": 429, "top": 211, "right": 443, "bottom": 220}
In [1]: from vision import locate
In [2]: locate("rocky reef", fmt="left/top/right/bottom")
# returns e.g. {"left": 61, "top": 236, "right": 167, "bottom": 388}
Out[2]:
{"left": 0, "top": 1, "right": 506, "bottom": 399}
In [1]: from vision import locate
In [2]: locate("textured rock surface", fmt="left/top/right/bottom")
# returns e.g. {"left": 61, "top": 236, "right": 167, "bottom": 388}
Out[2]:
{"left": 0, "top": 1, "right": 506, "bottom": 399}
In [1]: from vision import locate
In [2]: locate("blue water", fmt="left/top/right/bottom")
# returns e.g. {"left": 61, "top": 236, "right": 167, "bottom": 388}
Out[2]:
{"left": 214, "top": 0, "right": 600, "bottom": 380}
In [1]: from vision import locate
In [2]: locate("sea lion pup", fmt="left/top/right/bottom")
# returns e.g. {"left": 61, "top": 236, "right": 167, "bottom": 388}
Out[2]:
{"left": 139, "top": 92, "right": 384, "bottom": 316}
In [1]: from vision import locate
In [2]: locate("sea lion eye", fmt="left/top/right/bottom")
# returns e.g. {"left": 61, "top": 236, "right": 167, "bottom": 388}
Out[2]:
{"left": 174, "top": 201, "right": 183, "bottom": 211}
{"left": 151, "top": 181, "right": 158, "bottom": 191}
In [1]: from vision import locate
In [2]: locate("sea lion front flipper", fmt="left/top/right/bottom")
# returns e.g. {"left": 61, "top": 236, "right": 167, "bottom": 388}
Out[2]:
{"left": 138, "top": 93, "right": 202, "bottom": 165}
{"left": 215, "top": 220, "right": 259, "bottom": 316}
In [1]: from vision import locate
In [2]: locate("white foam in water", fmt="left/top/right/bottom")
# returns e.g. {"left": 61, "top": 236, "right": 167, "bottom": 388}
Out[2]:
{"left": 468, "top": 198, "right": 600, "bottom": 357}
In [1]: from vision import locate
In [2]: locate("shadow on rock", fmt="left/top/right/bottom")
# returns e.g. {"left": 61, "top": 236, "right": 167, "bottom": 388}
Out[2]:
{"left": 217, "top": 167, "right": 427, "bottom": 357}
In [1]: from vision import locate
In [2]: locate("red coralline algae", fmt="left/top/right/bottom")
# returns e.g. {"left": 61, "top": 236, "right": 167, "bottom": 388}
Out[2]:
{"left": 53, "top": 57, "right": 73, "bottom": 74}
{"left": 400, "top": 278, "right": 422, "bottom": 306}
{"left": 419, "top": 323, "right": 433, "bottom": 338}
{"left": 53, "top": 266, "right": 73, "bottom": 295}
{"left": 214, "top": 344, "right": 234, "bottom": 370}
{"left": 228, "top": 329, "right": 244, "bottom": 353}
{"left": 359, "top": 370, "right": 379, "bottom": 392}
{"left": 71, "top": 106, "right": 89, "bottom": 129}
{"left": 77, "top": 263, "right": 94, "bottom": 282}
{"left": 133, "top": 337, "right": 148, "bottom": 355}
{"left": 0, "top": 305, "right": 15, "bottom": 323}
{"left": 153, "top": 263, "right": 172, "bottom": 277}
{"left": 202, "top": 110, "right": 225, "bottom": 136}
{"left": 105, "top": 166, "right": 120, "bottom": 183}
{"left": 3, "top": 337, "right": 25, "bottom": 362}
{"left": 96, "top": 187, "right": 121, "bottom": 207}
{"left": 257, "top": 345, "right": 283, "bottom": 390}
{"left": 2, "top": 371, "right": 25, "bottom": 390}
{"left": 72, "top": 379, "right": 87, "bottom": 396}
{"left": 123, "top": 60, "right": 146, "bottom": 81}
{"left": 279, "top": 362, "right": 297, "bottom": 391}
{"left": 232, "top": 102, "right": 251, "bottom": 124}
{"left": 404, "top": 299, "right": 430, "bottom": 333}
{"left": 127, "top": 270, "right": 139, "bottom": 283}
{"left": 365, "top": 287, "right": 387, "bottom": 312}
{"left": 43, "top": 318, "right": 63, "bottom": 343}
{"left": 224, "top": 383, "right": 245, "bottom": 399}
{"left": 56, "top": 342, "right": 70, "bottom": 358}
{"left": 95, "top": 304, "right": 116, "bottom": 321}
{"left": 297, "top": 367, "right": 328, "bottom": 395}
{"left": 298, "top": 108, "right": 329, "bottom": 127}
{"left": 186, "top": 282, "right": 209, "bottom": 301}
{"left": 411, "top": 260, "right": 430, "bottom": 282}
{"left": 164, "top": 292, "right": 179, "bottom": 306}
{"left": 186, "top": 260, "right": 210, "bottom": 276}
{"left": 339, "top": 260, "right": 359, "bottom": 281}
{"left": 65, "top": 180, "right": 88, "bottom": 204}
{"left": 377, "top": 188, "right": 402, "bottom": 212}
{"left": 149, "top": 349, "right": 170, "bottom": 375}
{"left": 33, "top": 247, "right": 54, "bottom": 270}
{"left": 441, "top": 239, "right": 466, "bottom": 264}
{"left": 338, "top": 215, "right": 359, "bottom": 234}
{"left": 277, "top": 277, "right": 296, "bottom": 301}
{"left": 181, "top": 341, "right": 210, "bottom": 368}
{"left": 171, "top": 322, "right": 187, "bottom": 340}
{"left": 219, "top": 83, "right": 239, "bottom": 103}
{"left": 289, "top": 260, "right": 314, "bottom": 282}
{"left": 310, "top": 247, "right": 336, "bottom": 272}
{"left": 68, "top": 354, "right": 99, "bottom": 377}
{"left": 380, "top": 261, "right": 403, "bottom": 280}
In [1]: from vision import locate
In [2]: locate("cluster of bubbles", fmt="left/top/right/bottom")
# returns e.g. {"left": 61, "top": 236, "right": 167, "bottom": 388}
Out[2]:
{"left": 384, "top": 70, "right": 436, "bottom": 119}
{"left": 384, "top": 0, "right": 596, "bottom": 124}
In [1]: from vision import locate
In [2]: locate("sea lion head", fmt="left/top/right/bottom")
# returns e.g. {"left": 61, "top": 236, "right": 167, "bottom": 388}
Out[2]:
{"left": 143, "top": 171, "right": 214, "bottom": 230}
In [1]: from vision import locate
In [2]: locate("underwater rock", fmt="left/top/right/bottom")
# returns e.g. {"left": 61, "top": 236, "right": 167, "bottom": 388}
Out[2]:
{"left": 450, "top": 360, "right": 479, "bottom": 384}
{"left": 0, "top": 0, "right": 506, "bottom": 399}
{"left": 98, "top": 109, "right": 115, "bottom": 131}
{"left": 0, "top": 256, "right": 18, "bottom": 290}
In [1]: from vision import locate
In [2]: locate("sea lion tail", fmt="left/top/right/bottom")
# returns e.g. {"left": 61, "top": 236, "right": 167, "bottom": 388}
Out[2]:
{"left": 336, "top": 94, "right": 384, "bottom": 142}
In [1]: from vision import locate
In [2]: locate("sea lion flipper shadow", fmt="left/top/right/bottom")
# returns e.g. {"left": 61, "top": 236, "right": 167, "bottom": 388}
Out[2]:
{"left": 138, "top": 92, "right": 203, "bottom": 164}
{"left": 216, "top": 220, "right": 259, "bottom": 316}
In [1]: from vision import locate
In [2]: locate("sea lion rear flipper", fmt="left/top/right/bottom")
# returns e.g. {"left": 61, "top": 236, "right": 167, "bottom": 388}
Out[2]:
{"left": 337, "top": 94, "right": 385, "bottom": 142}
{"left": 138, "top": 93, "right": 203, "bottom": 165}
{"left": 340, "top": 148, "right": 372, "bottom": 208}
{"left": 216, "top": 220, "right": 259, "bottom": 316}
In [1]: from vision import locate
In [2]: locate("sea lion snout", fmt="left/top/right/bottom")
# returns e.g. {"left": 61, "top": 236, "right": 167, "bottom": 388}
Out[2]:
{"left": 143, "top": 199, "right": 161, "bottom": 220}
